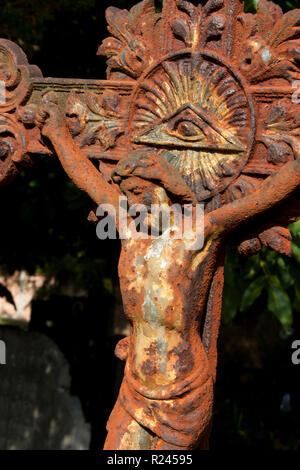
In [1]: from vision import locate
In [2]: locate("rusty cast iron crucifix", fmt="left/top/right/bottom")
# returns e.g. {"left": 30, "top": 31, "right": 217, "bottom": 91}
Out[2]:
{"left": 1, "top": 0, "right": 300, "bottom": 450}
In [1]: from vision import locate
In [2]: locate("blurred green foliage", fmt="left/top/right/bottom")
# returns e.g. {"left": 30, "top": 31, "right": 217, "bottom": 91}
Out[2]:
{"left": 221, "top": 0, "right": 300, "bottom": 333}
{"left": 222, "top": 223, "right": 300, "bottom": 332}
{"left": 245, "top": 0, "right": 298, "bottom": 11}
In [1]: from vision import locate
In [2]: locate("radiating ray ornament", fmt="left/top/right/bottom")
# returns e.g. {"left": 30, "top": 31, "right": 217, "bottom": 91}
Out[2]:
{"left": 1, "top": 0, "right": 300, "bottom": 450}
{"left": 129, "top": 52, "right": 255, "bottom": 199}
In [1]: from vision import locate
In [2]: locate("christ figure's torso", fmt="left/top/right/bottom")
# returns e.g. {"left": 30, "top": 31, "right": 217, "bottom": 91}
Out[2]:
{"left": 118, "top": 229, "right": 222, "bottom": 391}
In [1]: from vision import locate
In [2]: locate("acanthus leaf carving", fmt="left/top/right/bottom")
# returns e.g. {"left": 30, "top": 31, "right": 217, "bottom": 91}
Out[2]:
{"left": 65, "top": 91, "right": 124, "bottom": 151}
{"left": 171, "top": 0, "right": 225, "bottom": 49}
{"left": 259, "top": 101, "right": 300, "bottom": 162}
{"left": 97, "top": 0, "right": 161, "bottom": 80}
{"left": 238, "top": 0, "right": 300, "bottom": 83}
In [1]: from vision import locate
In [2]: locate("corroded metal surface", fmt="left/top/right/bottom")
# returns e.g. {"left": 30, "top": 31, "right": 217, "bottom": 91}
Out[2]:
{"left": 1, "top": 0, "right": 300, "bottom": 450}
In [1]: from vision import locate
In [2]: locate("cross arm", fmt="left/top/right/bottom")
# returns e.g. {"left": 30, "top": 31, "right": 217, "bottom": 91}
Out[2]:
{"left": 0, "top": 39, "right": 132, "bottom": 197}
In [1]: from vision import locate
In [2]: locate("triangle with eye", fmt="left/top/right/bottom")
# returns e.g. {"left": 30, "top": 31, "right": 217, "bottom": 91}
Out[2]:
{"left": 134, "top": 103, "right": 245, "bottom": 153}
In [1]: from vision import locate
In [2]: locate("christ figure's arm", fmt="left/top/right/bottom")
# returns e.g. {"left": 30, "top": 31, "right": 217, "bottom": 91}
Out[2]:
{"left": 206, "top": 154, "right": 300, "bottom": 239}
{"left": 38, "top": 101, "right": 120, "bottom": 210}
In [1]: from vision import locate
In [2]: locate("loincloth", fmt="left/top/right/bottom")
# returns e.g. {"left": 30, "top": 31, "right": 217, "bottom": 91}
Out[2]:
{"left": 109, "top": 362, "right": 214, "bottom": 449}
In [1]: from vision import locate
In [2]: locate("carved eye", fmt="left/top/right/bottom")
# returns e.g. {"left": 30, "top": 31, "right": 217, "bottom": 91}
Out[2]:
{"left": 177, "top": 121, "right": 198, "bottom": 137}
{"left": 170, "top": 119, "right": 206, "bottom": 142}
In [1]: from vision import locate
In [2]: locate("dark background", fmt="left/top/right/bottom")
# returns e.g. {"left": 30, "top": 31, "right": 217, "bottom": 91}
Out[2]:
{"left": 0, "top": 0, "right": 299, "bottom": 450}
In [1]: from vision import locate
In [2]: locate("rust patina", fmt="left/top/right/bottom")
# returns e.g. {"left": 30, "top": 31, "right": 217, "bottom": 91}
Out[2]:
{"left": 1, "top": 0, "right": 300, "bottom": 450}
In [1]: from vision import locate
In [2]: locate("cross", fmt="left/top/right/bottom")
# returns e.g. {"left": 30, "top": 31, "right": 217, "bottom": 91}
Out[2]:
{"left": 0, "top": 0, "right": 300, "bottom": 450}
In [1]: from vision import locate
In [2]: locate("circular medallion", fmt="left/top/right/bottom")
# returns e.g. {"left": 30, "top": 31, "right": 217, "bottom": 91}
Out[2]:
{"left": 127, "top": 51, "right": 255, "bottom": 201}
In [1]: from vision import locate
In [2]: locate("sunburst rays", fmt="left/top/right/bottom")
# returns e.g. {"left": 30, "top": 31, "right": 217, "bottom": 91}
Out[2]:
{"left": 130, "top": 53, "right": 252, "bottom": 200}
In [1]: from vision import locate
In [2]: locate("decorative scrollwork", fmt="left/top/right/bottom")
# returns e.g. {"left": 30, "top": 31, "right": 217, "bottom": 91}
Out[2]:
{"left": 0, "top": 113, "right": 27, "bottom": 186}
{"left": 0, "top": 39, "right": 42, "bottom": 113}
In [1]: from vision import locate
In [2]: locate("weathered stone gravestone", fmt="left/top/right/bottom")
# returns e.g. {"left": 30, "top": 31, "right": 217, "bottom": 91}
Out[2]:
{"left": 0, "top": 0, "right": 300, "bottom": 450}
{"left": 0, "top": 327, "right": 90, "bottom": 450}
{"left": 0, "top": 339, "right": 5, "bottom": 365}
